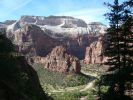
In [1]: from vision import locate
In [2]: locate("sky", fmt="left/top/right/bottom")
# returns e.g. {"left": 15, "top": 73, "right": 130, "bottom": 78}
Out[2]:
{"left": 0, "top": 0, "right": 125, "bottom": 25}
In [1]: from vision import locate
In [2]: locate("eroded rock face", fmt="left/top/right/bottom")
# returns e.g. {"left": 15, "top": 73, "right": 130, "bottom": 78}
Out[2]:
{"left": 6, "top": 22, "right": 98, "bottom": 59}
{"left": 84, "top": 36, "right": 107, "bottom": 64}
{"left": 6, "top": 16, "right": 107, "bottom": 60}
{"left": 34, "top": 46, "right": 81, "bottom": 73}
{"left": 7, "top": 24, "right": 60, "bottom": 56}
{"left": 4, "top": 16, "right": 108, "bottom": 70}
{"left": 7, "top": 16, "right": 107, "bottom": 39}
{"left": 19, "top": 15, "right": 87, "bottom": 27}
{"left": 63, "top": 34, "right": 98, "bottom": 59}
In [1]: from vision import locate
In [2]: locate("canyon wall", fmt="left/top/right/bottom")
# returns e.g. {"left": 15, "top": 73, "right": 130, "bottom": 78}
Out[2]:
{"left": 1, "top": 15, "right": 108, "bottom": 73}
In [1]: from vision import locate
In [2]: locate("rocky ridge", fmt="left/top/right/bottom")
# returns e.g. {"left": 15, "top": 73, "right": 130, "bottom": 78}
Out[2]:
{"left": 7, "top": 15, "right": 107, "bottom": 38}
{"left": 2, "top": 15, "right": 108, "bottom": 73}
{"left": 84, "top": 36, "right": 107, "bottom": 64}
{"left": 34, "top": 46, "right": 81, "bottom": 73}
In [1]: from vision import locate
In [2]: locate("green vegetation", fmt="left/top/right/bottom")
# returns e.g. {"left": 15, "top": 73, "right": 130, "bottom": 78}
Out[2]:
{"left": 51, "top": 91, "right": 87, "bottom": 100}
{"left": 81, "top": 64, "right": 108, "bottom": 76}
{"left": 50, "top": 89, "right": 97, "bottom": 100}
{"left": 33, "top": 63, "right": 91, "bottom": 89}
{"left": 98, "top": 0, "right": 133, "bottom": 100}
{"left": 32, "top": 63, "right": 103, "bottom": 100}
{"left": 86, "top": 91, "right": 97, "bottom": 100}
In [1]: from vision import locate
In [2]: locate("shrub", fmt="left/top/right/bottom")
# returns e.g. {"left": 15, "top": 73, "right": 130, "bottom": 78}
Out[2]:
{"left": 33, "top": 63, "right": 91, "bottom": 88}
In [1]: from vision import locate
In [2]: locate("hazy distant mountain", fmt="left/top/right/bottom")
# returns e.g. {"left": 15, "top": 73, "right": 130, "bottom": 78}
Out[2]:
{"left": 0, "top": 20, "right": 16, "bottom": 28}
{"left": 3, "top": 20, "right": 16, "bottom": 25}
{"left": 6, "top": 15, "right": 107, "bottom": 38}
{"left": 0, "top": 22, "right": 6, "bottom": 28}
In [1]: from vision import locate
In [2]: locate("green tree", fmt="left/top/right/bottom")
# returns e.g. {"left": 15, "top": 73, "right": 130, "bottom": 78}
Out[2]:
{"left": 98, "top": 0, "right": 133, "bottom": 100}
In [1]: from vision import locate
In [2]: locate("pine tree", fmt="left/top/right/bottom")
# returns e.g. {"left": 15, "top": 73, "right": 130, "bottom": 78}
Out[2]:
{"left": 119, "top": 0, "right": 133, "bottom": 97}
{"left": 118, "top": 0, "right": 133, "bottom": 97}
{"left": 98, "top": 0, "right": 133, "bottom": 99}
{"left": 104, "top": 0, "right": 124, "bottom": 99}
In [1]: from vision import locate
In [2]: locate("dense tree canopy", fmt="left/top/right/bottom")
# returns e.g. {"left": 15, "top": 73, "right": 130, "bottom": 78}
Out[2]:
{"left": 98, "top": 0, "right": 133, "bottom": 100}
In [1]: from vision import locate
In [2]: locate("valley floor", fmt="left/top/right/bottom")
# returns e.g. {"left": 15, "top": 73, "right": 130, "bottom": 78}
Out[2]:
{"left": 33, "top": 63, "right": 106, "bottom": 100}
{"left": 47, "top": 68, "right": 101, "bottom": 100}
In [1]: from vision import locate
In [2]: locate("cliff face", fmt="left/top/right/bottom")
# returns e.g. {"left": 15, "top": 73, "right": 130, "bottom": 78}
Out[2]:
{"left": 61, "top": 34, "right": 98, "bottom": 59}
{"left": 7, "top": 24, "right": 60, "bottom": 56}
{"left": 19, "top": 15, "right": 87, "bottom": 27}
{"left": 3, "top": 15, "right": 108, "bottom": 73}
{"left": 7, "top": 16, "right": 107, "bottom": 38}
{"left": 34, "top": 46, "right": 81, "bottom": 73}
{"left": 6, "top": 24, "right": 96, "bottom": 59}
{"left": 6, "top": 16, "right": 102, "bottom": 59}
{"left": 84, "top": 36, "right": 107, "bottom": 64}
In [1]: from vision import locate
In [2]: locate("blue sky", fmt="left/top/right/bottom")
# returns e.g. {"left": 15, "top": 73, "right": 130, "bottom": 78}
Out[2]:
{"left": 0, "top": 0, "right": 125, "bottom": 25}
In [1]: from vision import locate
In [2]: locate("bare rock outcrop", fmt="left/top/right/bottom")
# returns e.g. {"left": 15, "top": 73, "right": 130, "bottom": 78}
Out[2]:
{"left": 4, "top": 16, "right": 108, "bottom": 67}
{"left": 6, "top": 21, "right": 98, "bottom": 59}
{"left": 19, "top": 15, "right": 87, "bottom": 27}
{"left": 7, "top": 24, "right": 60, "bottom": 56}
{"left": 34, "top": 46, "right": 81, "bottom": 73}
{"left": 6, "top": 16, "right": 107, "bottom": 60}
{"left": 84, "top": 36, "right": 107, "bottom": 64}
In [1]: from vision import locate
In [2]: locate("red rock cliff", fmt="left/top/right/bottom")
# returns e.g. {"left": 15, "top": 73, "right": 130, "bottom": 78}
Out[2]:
{"left": 34, "top": 46, "right": 81, "bottom": 73}
{"left": 84, "top": 36, "right": 107, "bottom": 64}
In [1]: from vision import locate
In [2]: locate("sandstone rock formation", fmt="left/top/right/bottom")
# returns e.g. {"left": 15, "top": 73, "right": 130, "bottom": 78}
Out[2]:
{"left": 6, "top": 18, "right": 100, "bottom": 59}
{"left": 20, "top": 15, "right": 87, "bottom": 27}
{"left": 7, "top": 24, "right": 60, "bottom": 56}
{"left": 3, "top": 15, "right": 108, "bottom": 68}
{"left": 88, "top": 22, "right": 107, "bottom": 35}
{"left": 7, "top": 16, "right": 107, "bottom": 38}
{"left": 84, "top": 36, "right": 107, "bottom": 64}
{"left": 43, "top": 46, "right": 80, "bottom": 73}
{"left": 34, "top": 46, "right": 81, "bottom": 73}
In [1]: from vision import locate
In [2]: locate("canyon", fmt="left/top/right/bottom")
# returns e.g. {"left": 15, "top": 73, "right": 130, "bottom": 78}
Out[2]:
{"left": 0, "top": 15, "right": 107, "bottom": 73}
